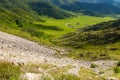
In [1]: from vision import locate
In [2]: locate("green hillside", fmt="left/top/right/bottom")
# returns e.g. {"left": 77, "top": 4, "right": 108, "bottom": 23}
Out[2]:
{"left": 44, "top": 0, "right": 79, "bottom": 6}
{"left": 0, "top": 0, "right": 71, "bottom": 24}
{"left": 44, "top": 0, "right": 120, "bottom": 17}
{"left": 60, "top": 2, "right": 120, "bottom": 17}
{"left": 54, "top": 19, "right": 120, "bottom": 60}
{"left": 29, "top": 1, "right": 72, "bottom": 19}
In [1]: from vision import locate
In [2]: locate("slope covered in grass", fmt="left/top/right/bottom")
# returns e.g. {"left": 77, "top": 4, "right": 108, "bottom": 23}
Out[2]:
{"left": 60, "top": 2, "right": 120, "bottom": 16}
{"left": 54, "top": 19, "right": 120, "bottom": 60}
{"left": 56, "top": 19, "right": 120, "bottom": 46}
{"left": 0, "top": 0, "right": 72, "bottom": 25}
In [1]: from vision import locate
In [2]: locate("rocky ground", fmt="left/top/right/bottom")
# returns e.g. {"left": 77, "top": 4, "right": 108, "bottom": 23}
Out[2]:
{"left": 0, "top": 31, "right": 119, "bottom": 80}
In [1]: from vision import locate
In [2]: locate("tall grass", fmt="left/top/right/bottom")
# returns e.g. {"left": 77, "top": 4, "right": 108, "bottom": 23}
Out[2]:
{"left": 0, "top": 62, "right": 20, "bottom": 80}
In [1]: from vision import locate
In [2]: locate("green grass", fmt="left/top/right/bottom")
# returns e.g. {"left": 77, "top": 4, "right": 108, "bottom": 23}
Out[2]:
{"left": 79, "top": 68, "right": 100, "bottom": 80}
{"left": 1, "top": 61, "right": 118, "bottom": 80}
{"left": 54, "top": 19, "right": 120, "bottom": 61}
{"left": 0, "top": 61, "right": 20, "bottom": 80}
{"left": 60, "top": 42, "right": 120, "bottom": 60}
{"left": 114, "top": 67, "right": 120, "bottom": 73}
{"left": 36, "top": 15, "right": 113, "bottom": 37}
{"left": 54, "top": 74, "right": 80, "bottom": 80}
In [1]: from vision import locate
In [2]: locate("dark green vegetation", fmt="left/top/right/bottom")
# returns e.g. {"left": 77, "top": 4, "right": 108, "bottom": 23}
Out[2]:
{"left": 114, "top": 61, "right": 120, "bottom": 73}
{"left": 54, "top": 19, "right": 120, "bottom": 60}
{"left": 29, "top": 1, "right": 71, "bottom": 19}
{"left": 45, "top": 0, "right": 120, "bottom": 17}
{"left": 56, "top": 19, "right": 120, "bottom": 48}
{"left": 60, "top": 2, "right": 120, "bottom": 16}
{"left": 114, "top": 67, "right": 120, "bottom": 73}
{"left": 117, "top": 61, "right": 120, "bottom": 66}
{"left": 45, "top": 0, "right": 116, "bottom": 6}
{"left": 0, "top": 62, "right": 20, "bottom": 80}
{"left": 90, "top": 63, "right": 98, "bottom": 68}
{"left": 0, "top": 0, "right": 71, "bottom": 23}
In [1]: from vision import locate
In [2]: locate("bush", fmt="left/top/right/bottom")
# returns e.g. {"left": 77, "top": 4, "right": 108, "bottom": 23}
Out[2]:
{"left": 114, "top": 67, "right": 120, "bottom": 73}
{"left": 24, "top": 28, "right": 44, "bottom": 37}
{"left": 117, "top": 61, "right": 120, "bottom": 67}
{"left": 0, "top": 62, "right": 20, "bottom": 80}
{"left": 15, "top": 19, "right": 23, "bottom": 28}
{"left": 91, "top": 63, "right": 98, "bottom": 68}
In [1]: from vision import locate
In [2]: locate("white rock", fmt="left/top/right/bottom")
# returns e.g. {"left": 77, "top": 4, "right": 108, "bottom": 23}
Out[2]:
{"left": 25, "top": 73, "right": 42, "bottom": 80}
{"left": 68, "top": 68, "right": 80, "bottom": 76}
{"left": 38, "top": 67, "right": 44, "bottom": 72}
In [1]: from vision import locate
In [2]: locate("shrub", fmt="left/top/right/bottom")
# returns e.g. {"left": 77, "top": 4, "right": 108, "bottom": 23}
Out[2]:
{"left": 15, "top": 19, "right": 23, "bottom": 28}
{"left": 24, "top": 28, "right": 44, "bottom": 37}
{"left": 114, "top": 67, "right": 120, "bottom": 73}
{"left": 91, "top": 63, "right": 98, "bottom": 68}
{"left": 0, "top": 62, "right": 20, "bottom": 80}
{"left": 117, "top": 61, "right": 120, "bottom": 67}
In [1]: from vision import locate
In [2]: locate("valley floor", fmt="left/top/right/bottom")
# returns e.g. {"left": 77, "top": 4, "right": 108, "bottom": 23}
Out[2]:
{"left": 0, "top": 31, "right": 119, "bottom": 80}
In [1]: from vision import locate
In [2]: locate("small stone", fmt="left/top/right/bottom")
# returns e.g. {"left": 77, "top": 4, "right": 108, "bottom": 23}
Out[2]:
{"left": 44, "top": 58, "right": 47, "bottom": 62}
{"left": 68, "top": 68, "right": 79, "bottom": 76}
{"left": 25, "top": 73, "right": 42, "bottom": 80}
{"left": 38, "top": 67, "right": 44, "bottom": 73}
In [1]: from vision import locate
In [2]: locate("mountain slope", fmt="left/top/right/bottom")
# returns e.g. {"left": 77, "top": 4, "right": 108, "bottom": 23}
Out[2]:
{"left": 0, "top": 0, "right": 112, "bottom": 46}
{"left": 56, "top": 19, "right": 120, "bottom": 47}
{"left": 60, "top": 2, "right": 120, "bottom": 16}
{"left": 29, "top": 1, "right": 71, "bottom": 19}
{"left": 0, "top": 0, "right": 71, "bottom": 21}
{"left": 54, "top": 19, "right": 120, "bottom": 60}
{"left": 80, "top": 0, "right": 114, "bottom": 3}
{"left": 45, "top": 0, "right": 114, "bottom": 5}
{"left": 44, "top": 0, "right": 120, "bottom": 16}
{"left": 45, "top": 0, "right": 78, "bottom": 6}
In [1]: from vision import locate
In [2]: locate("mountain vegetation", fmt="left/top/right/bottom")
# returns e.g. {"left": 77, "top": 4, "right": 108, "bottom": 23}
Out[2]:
{"left": 0, "top": 0, "right": 114, "bottom": 46}
{"left": 43, "top": 0, "right": 120, "bottom": 17}
{"left": 29, "top": 1, "right": 72, "bottom": 19}
{"left": 54, "top": 19, "right": 120, "bottom": 60}
{"left": 55, "top": 19, "right": 120, "bottom": 47}
{"left": 60, "top": 1, "right": 120, "bottom": 16}
{"left": 0, "top": 0, "right": 71, "bottom": 22}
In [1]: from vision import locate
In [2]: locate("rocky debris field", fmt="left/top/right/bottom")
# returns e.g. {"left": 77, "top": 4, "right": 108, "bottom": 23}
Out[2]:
{"left": 0, "top": 31, "right": 119, "bottom": 80}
